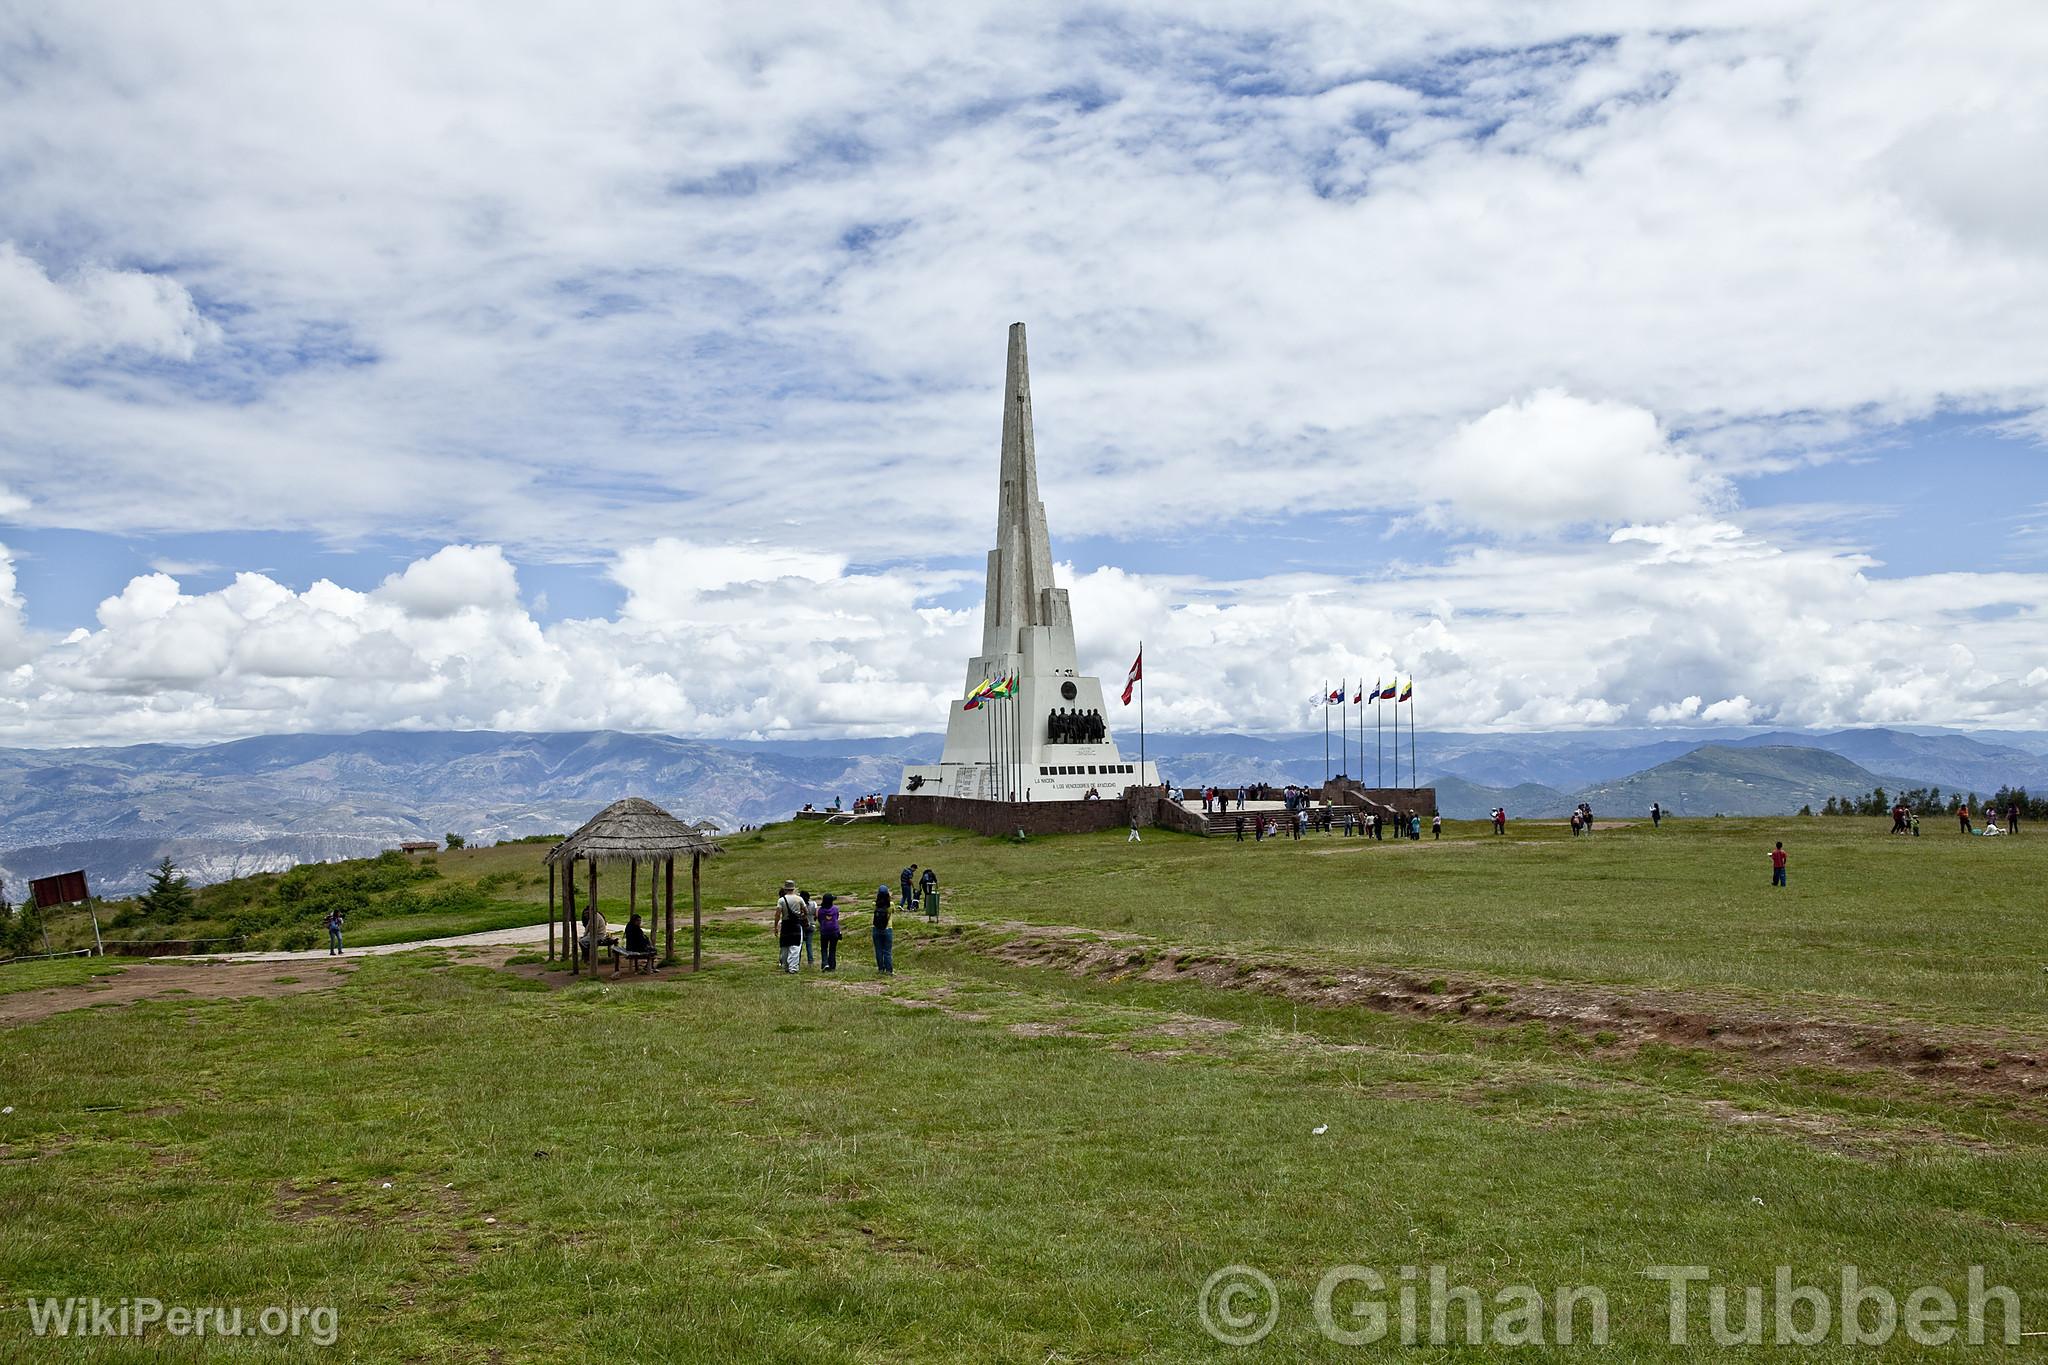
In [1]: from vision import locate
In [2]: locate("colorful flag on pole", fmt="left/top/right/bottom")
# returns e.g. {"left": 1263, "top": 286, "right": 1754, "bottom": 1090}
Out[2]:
{"left": 962, "top": 677, "right": 993, "bottom": 711}
{"left": 1328, "top": 681, "right": 1344, "bottom": 704}
{"left": 1399, "top": 679, "right": 1414, "bottom": 702}
{"left": 1122, "top": 648, "right": 1142, "bottom": 705}
{"left": 1353, "top": 683, "right": 1364, "bottom": 704}
{"left": 1380, "top": 680, "right": 1398, "bottom": 700}
{"left": 991, "top": 673, "right": 1017, "bottom": 699}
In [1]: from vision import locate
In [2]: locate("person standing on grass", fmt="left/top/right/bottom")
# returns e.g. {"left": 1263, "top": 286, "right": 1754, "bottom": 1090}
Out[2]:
{"left": 775, "top": 880, "right": 806, "bottom": 974}
{"left": 1410, "top": 813, "right": 1422, "bottom": 841}
{"left": 818, "top": 894, "right": 842, "bottom": 972}
{"left": 1432, "top": 812, "right": 1442, "bottom": 840}
{"left": 900, "top": 864, "right": 917, "bottom": 913}
{"left": 1959, "top": 804, "right": 1974, "bottom": 835}
{"left": 1235, "top": 814, "right": 1246, "bottom": 842}
{"left": 872, "top": 884, "right": 894, "bottom": 975}
{"left": 920, "top": 865, "right": 939, "bottom": 920}
{"left": 326, "top": 908, "right": 344, "bottom": 956}
{"left": 1129, "top": 812, "right": 1143, "bottom": 843}
{"left": 1651, "top": 801, "right": 1662, "bottom": 828}
{"left": 800, "top": 889, "right": 818, "bottom": 967}
{"left": 2009, "top": 800, "right": 2021, "bottom": 835}
{"left": 1770, "top": 842, "right": 1788, "bottom": 888}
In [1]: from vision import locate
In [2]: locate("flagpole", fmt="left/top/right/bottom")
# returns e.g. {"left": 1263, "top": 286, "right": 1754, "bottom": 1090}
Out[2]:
{"left": 1409, "top": 689, "right": 1417, "bottom": 791}
{"left": 1323, "top": 681, "right": 1330, "bottom": 786}
{"left": 1138, "top": 641, "right": 1146, "bottom": 784}
{"left": 1376, "top": 693, "right": 1383, "bottom": 788}
{"left": 1394, "top": 688, "right": 1401, "bottom": 791}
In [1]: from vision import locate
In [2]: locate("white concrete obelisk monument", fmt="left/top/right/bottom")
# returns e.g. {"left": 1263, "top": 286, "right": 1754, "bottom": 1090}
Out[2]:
{"left": 899, "top": 323, "right": 1158, "bottom": 802}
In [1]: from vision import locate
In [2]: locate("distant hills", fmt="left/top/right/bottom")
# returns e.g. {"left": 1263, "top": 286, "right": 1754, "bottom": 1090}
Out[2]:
{"left": 0, "top": 731, "right": 938, "bottom": 895}
{"left": 1576, "top": 745, "right": 1913, "bottom": 819}
{"left": 0, "top": 725, "right": 2039, "bottom": 895}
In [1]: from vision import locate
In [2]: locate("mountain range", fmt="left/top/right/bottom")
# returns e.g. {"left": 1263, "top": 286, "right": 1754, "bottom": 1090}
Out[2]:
{"left": 0, "top": 726, "right": 2041, "bottom": 895}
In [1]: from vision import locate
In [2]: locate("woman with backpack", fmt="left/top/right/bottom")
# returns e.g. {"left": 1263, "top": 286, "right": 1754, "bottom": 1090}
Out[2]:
{"left": 872, "top": 883, "right": 894, "bottom": 976}
{"left": 774, "top": 880, "right": 806, "bottom": 974}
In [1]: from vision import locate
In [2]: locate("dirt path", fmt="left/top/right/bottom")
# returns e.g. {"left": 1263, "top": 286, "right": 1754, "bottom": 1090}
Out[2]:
{"left": 176, "top": 921, "right": 554, "bottom": 964}
{"left": 1, "top": 924, "right": 559, "bottom": 1025}
{"left": 0, "top": 959, "right": 362, "bottom": 1026}
{"left": 969, "top": 931, "right": 2048, "bottom": 1104}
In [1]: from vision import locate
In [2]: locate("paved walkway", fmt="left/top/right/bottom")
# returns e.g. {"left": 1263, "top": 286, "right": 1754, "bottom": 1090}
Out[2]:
{"left": 167, "top": 921, "right": 554, "bottom": 965}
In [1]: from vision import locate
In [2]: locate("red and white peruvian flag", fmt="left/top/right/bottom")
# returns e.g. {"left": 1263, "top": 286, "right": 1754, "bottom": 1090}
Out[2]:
{"left": 1121, "top": 647, "right": 1143, "bottom": 705}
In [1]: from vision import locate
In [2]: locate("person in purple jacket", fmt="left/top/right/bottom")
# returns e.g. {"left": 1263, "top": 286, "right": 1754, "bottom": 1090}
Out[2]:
{"left": 817, "top": 893, "right": 842, "bottom": 972}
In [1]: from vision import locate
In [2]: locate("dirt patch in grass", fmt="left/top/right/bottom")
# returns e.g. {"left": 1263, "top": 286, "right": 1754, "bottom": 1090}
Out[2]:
{"left": 0, "top": 959, "right": 361, "bottom": 1026}
{"left": 275, "top": 1176, "right": 492, "bottom": 1271}
{"left": 984, "top": 934, "right": 2048, "bottom": 1104}
{"left": 1700, "top": 1099, "right": 2004, "bottom": 1159}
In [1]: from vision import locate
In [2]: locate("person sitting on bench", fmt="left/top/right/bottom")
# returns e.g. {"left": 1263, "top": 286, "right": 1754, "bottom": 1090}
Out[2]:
{"left": 618, "top": 912, "right": 658, "bottom": 974}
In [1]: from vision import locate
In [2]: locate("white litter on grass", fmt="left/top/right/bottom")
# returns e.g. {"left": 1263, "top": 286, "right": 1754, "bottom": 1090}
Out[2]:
{"left": 1312, "top": 1124, "right": 1329, "bottom": 1136}
{"left": 1750, "top": 1196, "right": 1765, "bottom": 1206}
{"left": 2, "top": 1106, "right": 12, "bottom": 1115}
{"left": 381, "top": 1182, "right": 392, "bottom": 1189}
{"left": 483, "top": 1216, "right": 497, "bottom": 1225}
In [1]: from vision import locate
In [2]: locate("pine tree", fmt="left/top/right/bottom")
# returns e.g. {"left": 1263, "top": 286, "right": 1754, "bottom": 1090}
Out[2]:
{"left": 139, "top": 856, "right": 196, "bottom": 921}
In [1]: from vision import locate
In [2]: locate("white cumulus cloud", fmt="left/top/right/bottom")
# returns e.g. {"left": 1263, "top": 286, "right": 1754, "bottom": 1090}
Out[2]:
{"left": 1425, "top": 391, "right": 1728, "bottom": 534}
{"left": 0, "top": 242, "right": 220, "bottom": 364}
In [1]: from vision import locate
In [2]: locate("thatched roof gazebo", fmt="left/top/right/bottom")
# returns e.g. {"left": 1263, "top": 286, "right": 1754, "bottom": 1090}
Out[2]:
{"left": 544, "top": 798, "right": 724, "bottom": 974}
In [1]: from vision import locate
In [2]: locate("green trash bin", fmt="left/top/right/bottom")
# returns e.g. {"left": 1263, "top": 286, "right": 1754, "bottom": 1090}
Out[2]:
{"left": 924, "top": 889, "right": 939, "bottom": 921}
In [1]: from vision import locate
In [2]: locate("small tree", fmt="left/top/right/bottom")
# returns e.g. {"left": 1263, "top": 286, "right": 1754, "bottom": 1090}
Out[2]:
{"left": 1821, "top": 796, "right": 1839, "bottom": 816}
{"left": 138, "top": 856, "right": 196, "bottom": 921}
{"left": 1798, "top": 804, "right": 1814, "bottom": 817}
{"left": 444, "top": 833, "right": 466, "bottom": 851}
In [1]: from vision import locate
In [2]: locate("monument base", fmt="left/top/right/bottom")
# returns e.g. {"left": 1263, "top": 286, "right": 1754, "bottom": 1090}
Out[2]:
{"left": 886, "top": 786, "right": 1206, "bottom": 838}
{"left": 900, "top": 759, "right": 1160, "bottom": 803}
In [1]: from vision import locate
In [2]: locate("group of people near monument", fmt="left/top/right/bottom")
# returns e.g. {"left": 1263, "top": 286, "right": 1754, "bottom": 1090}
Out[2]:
{"left": 1233, "top": 808, "right": 1437, "bottom": 841}
{"left": 772, "top": 863, "right": 940, "bottom": 975}
{"left": 1046, "top": 708, "right": 1106, "bottom": 745}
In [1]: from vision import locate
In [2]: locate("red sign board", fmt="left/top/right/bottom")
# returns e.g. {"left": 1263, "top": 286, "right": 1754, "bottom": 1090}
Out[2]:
{"left": 29, "top": 870, "right": 90, "bottom": 909}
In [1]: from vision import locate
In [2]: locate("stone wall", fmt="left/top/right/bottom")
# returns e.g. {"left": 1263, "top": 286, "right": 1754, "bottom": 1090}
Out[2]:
{"left": 885, "top": 785, "right": 1208, "bottom": 838}
{"left": 1321, "top": 780, "right": 1439, "bottom": 823}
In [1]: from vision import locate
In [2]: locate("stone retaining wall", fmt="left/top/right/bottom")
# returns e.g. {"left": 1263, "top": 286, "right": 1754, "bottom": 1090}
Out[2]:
{"left": 884, "top": 785, "right": 1207, "bottom": 838}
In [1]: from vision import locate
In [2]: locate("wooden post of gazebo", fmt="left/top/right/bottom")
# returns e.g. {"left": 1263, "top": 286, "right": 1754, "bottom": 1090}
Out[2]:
{"left": 691, "top": 850, "right": 703, "bottom": 972}
{"left": 547, "top": 862, "right": 556, "bottom": 962}
{"left": 564, "top": 855, "right": 578, "bottom": 976}
{"left": 663, "top": 857, "right": 675, "bottom": 964}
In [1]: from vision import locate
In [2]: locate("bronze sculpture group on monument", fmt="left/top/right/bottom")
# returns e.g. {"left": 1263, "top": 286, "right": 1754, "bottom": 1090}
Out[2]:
{"left": 893, "top": 322, "right": 1432, "bottom": 836}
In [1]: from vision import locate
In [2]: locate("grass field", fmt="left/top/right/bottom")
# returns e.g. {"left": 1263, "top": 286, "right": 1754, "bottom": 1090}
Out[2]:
{"left": 4, "top": 815, "right": 2046, "bottom": 1360}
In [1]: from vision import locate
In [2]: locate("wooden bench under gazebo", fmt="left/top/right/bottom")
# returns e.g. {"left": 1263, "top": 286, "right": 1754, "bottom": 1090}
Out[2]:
{"left": 544, "top": 798, "right": 724, "bottom": 975}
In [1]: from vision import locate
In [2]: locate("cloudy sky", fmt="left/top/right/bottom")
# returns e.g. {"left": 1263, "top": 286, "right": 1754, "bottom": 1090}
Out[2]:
{"left": 1, "top": 1, "right": 2045, "bottom": 746}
